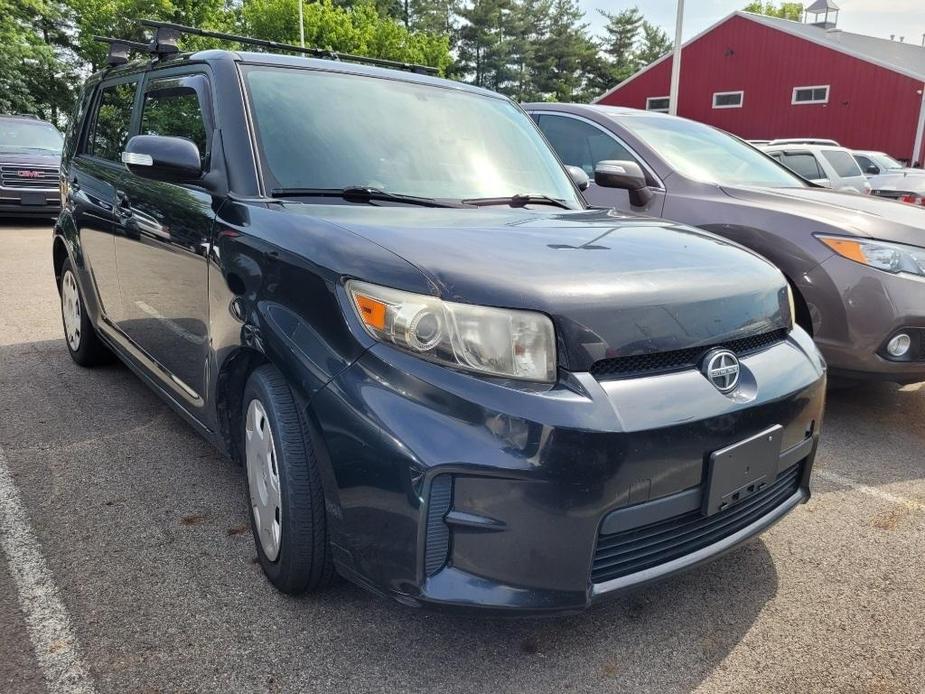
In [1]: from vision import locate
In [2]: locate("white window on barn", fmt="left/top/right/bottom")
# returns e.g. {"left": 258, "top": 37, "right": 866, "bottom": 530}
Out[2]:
{"left": 646, "top": 97, "right": 670, "bottom": 113}
{"left": 712, "top": 91, "right": 744, "bottom": 109}
{"left": 792, "top": 85, "right": 829, "bottom": 105}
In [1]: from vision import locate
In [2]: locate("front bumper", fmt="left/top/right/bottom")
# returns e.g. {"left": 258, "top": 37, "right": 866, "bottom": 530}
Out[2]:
{"left": 310, "top": 328, "right": 826, "bottom": 614}
{"left": 0, "top": 187, "right": 60, "bottom": 217}
{"left": 803, "top": 255, "right": 925, "bottom": 384}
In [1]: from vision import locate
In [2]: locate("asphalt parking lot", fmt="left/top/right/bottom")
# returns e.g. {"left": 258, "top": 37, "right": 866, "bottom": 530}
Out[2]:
{"left": 1, "top": 223, "right": 923, "bottom": 694}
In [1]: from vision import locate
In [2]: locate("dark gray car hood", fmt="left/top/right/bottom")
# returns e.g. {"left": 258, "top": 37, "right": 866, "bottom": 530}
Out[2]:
{"left": 721, "top": 186, "right": 925, "bottom": 246}
{"left": 0, "top": 151, "right": 60, "bottom": 167}
{"left": 286, "top": 204, "right": 790, "bottom": 370}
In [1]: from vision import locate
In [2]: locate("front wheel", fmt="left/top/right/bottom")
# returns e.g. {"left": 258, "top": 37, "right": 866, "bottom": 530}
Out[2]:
{"left": 59, "top": 259, "right": 112, "bottom": 367}
{"left": 242, "top": 365, "right": 335, "bottom": 594}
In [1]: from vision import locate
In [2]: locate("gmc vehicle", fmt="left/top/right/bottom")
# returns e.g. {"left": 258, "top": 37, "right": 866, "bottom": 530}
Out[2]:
{"left": 527, "top": 103, "right": 925, "bottom": 385}
{"left": 0, "top": 114, "right": 62, "bottom": 217}
{"left": 54, "top": 25, "right": 825, "bottom": 614}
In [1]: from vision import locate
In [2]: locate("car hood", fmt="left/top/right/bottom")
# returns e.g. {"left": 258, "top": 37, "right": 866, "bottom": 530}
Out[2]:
{"left": 720, "top": 185, "right": 925, "bottom": 245}
{"left": 868, "top": 170, "right": 925, "bottom": 194}
{"left": 0, "top": 151, "right": 60, "bottom": 167}
{"left": 284, "top": 204, "right": 789, "bottom": 371}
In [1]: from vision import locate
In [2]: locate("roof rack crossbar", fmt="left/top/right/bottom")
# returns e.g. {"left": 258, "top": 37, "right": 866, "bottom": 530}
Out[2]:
{"left": 135, "top": 19, "right": 439, "bottom": 75}
{"left": 93, "top": 35, "right": 153, "bottom": 66}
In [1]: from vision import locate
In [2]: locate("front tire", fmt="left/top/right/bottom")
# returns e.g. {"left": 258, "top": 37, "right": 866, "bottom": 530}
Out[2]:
{"left": 59, "top": 259, "right": 112, "bottom": 367}
{"left": 242, "top": 365, "right": 335, "bottom": 594}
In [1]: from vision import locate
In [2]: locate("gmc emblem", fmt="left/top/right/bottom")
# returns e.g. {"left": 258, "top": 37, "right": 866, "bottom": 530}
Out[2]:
{"left": 18, "top": 170, "right": 44, "bottom": 178}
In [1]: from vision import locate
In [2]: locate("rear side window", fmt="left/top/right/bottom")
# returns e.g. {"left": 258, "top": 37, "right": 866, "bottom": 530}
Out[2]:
{"left": 89, "top": 81, "right": 138, "bottom": 162}
{"left": 537, "top": 115, "right": 640, "bottom": 177}
{"left": 781, "top": 152, "right": 823, "bottom": 180}
{"left": 822, "top": 149, "right": 864, "bottom": 178}
{"left": 140, "top": 76, "right": 209, "bottom": 160}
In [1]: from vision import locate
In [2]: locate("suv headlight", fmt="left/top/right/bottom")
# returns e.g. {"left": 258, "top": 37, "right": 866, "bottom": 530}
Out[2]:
{"left": 817, "top": 235, "right": 925, "bottom": 276}
{"left": 347, "top": 280, "right": 557, "bottom": 382}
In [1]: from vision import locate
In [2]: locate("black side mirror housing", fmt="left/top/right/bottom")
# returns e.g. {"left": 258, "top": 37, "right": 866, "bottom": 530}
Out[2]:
{"left": 122, "top": 135, "right": 203, "bottom": 182}
{"left": 865, "top": 165, "right": 880, "bottom": 175}
{"left": 565, "top": 165, "right": 590, "bottom": 191}
{"left": 594, "top": 160, "right": 653, "bottom": 207}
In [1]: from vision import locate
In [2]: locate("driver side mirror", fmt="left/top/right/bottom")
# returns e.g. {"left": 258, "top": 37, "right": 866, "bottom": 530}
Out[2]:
{"left": 122, "top": 135, "right": 203, "bottom": 182}
{"left": 865, "top": 165, "right": 880, "bottom": 175}
{"left": 594, "top": 160, "right": 653, "bottom": 207}
{"left": 565, "top": 165, "right": 590, "bottom": 191}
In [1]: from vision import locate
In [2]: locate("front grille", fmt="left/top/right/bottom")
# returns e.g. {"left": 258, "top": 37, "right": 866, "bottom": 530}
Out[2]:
{"left": 0, "top": 165, "right": 58, "bottom": 189}
{"left": 589, "top": 328, "right": 788, "bottom": 380}
{"left": 591, "top": 462, "right": 802, "bottom": 584}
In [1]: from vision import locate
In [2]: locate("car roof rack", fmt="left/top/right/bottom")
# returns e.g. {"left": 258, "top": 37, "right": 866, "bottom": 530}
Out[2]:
{"left": 136, "top": 19, "right": 439, "bottom": 76}
{"left": 93, "top": 36, "right": 156, "bottom": 66}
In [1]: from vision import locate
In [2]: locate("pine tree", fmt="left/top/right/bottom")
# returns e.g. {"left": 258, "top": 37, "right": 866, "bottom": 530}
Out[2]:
{"left": 530, "top": 0, "right": 598, "bottom": 102}
{"left": 636, "top": 20, "right": 672, "bottom": 66}
{"left": 598, "top": 6, "right": 642, "bottom": 83}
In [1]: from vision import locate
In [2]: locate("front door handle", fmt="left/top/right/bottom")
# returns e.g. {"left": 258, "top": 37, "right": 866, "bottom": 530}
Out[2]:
{"left": 115, "top": 192, "right": 133, "bottom": 220}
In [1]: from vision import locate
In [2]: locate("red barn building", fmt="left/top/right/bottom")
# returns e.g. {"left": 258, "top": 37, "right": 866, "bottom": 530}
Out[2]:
{"left": 594, "top": 4, "right": 925, "bottom": 165}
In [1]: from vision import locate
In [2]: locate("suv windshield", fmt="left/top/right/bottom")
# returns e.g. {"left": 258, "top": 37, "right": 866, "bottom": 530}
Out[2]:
{"left": 618, "top": 114, "right": 805, "bottom": 188}
{"left": 243, "top": 66, "right": 581, "bottom": 206}
{"left": 0, "top": 119, "right": 63, "bottom": 154}
{"left": 871, "top": 153, "right": 904, "bottom": 171}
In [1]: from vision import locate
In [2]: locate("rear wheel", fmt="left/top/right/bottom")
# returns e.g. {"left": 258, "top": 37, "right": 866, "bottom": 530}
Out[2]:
{"left": 243, "top": 365, "right": 335, "bottom": 594}
{"left": 59, "top": 259, "right": 112, "bottom": 367}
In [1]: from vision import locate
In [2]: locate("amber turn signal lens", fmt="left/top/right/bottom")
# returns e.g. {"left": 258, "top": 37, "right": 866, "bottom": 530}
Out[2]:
{"left": 818, "top": 237, "right": 868, "bottom": 264}
{"left": 354, "top": 294, "right": 387, "bottom": 330}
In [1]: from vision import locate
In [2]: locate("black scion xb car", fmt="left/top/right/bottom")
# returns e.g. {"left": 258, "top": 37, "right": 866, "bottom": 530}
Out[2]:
{"left": 54, "top": 31, "right": 826, "bottom": 614}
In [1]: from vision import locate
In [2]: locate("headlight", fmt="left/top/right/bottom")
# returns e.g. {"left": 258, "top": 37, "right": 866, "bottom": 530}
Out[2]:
{"left": 817, "top": 235, "right": 925, "bottom": 276}
{"left": 347, "top": 280, "right": 557, "bottom": 382}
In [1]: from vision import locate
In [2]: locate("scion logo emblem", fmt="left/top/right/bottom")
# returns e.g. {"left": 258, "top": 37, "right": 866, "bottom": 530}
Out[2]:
{"left": 702, "top": 349, "right": 740, "bottom": 392}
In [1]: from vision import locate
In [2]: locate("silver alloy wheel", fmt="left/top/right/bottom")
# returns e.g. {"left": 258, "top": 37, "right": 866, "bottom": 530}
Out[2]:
{"left": 61, "top": 269, "right": 82, "bottom": 352}
{"left": 245, "top": 399, "right": 282, "bottom": 561}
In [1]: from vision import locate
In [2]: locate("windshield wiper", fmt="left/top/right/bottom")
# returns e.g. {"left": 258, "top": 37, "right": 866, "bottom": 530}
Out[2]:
{"left": 270, "top": 186, "right": 470, "bottom": 208}
{"left": 462, "top": 194, "right": 574, "bottom": 210}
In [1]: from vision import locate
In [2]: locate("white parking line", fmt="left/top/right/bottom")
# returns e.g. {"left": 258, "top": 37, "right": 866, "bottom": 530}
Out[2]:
{"left": 816, "top": 468, "right": 925, "bottom": 512}
{"left": 0, "top": 445, "right": 98, "bottom": 694}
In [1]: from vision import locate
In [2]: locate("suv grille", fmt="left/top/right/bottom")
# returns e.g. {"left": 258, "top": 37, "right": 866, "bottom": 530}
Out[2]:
{"left": 589, "top": 328, "right": 788, "bottom": 380}
{"left": 591, "top": 462, "right": 802, "bottom": 584}
{"left": 0, "top": 165, "right": 58, "bottom": 189}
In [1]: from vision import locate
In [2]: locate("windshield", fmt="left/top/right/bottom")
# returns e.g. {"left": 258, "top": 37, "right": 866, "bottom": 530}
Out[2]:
{"left": 870, "top": 153, "right": 904, "bottom": 171}
{"left": 0, "top": 120, "right": 63, "bottom": 153}
{"left": 618, "top": 114, "right": 806, "bottom": 188}
{"left": 243, "top": 66, "right": 581, "bottom": 206}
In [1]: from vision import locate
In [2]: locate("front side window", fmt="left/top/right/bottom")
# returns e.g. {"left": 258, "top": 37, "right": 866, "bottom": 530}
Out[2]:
{"left": 854, "top": 154, "right": 876, "bottom": 173}
{"left": 821, "top": 149, "right": 864, "bottom": 178}
{"left": 619, "top": 114, "right": 806, "bottom": 188}
{"left": 243, "top": 67, "right": 581, "bottom": 206}
{"left": 90, "top": 81, "right": 138, "bottom": 162}
{"left": 0, "top": 120, "right": 63, "bottom": 154}
{"left": 645, "top": 97, "right": 670, "bottom": 113}
{"left": 792, "top": 85, "right": 829, "bottom": 104}
{"left": 140, "top": 76, "right": 209, "bottom": 160}
{"left": 781, "top": 152, "right": 824, "bottom": 180}
{"left": 537, "top": 115, "right": 639, "bottom": 177}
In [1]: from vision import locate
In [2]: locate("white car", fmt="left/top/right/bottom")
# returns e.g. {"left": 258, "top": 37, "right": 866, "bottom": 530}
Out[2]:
{"left": 853, "top": 150, "right": 925, "bottom": 205}
{"left": 762, "top": 143, "right": 871, "bottom": 194}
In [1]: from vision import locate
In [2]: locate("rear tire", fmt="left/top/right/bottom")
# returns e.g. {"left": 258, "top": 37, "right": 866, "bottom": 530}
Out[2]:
{"left": 242, "top": 364, "right": 335, "bottom": 594}
{"left": 59, "top": 259, "right": 112, "bottom": 367}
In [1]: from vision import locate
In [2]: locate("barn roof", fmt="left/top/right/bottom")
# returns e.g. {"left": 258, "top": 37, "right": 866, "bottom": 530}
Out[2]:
{"left": 593, "top": 10, "right": 925, "bottom": 104}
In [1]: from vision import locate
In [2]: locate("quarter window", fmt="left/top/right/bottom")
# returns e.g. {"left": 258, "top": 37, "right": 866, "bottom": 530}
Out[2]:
{"left": 140, "top": 77, "right": 209, "bottom": 161}
{"left": 712, "top": 91, "right": 744, "bottom": 109}
{"left": 89, "top": 81, "right": 138, "bottom": 162}
{"left": 645, "top": 97, "right": 670, "bottom": 113}
{"left": 537, "top": 114, "right": 642, "bottom": 179}
{"left": 792, "top": 85, "right": 829, "bottom": 104}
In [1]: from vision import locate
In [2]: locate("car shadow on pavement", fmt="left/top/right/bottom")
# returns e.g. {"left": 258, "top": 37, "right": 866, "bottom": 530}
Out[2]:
{"left": 0, "top": 337, "right": 785, "bottom": 693}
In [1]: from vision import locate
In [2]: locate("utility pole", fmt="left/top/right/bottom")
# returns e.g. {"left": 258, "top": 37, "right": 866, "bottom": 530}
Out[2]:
{"left": 298, "top": 0, "right": 305, "bottom": 48}
{"left": 668, "top": 0, "right": 684, "bottom": 116}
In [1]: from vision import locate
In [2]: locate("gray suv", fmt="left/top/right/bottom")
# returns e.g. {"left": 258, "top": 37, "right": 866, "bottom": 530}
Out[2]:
{"left": 526, "top": 103, "right": 925, "bottom": 385}
{"left": 0, "top": 114, "right": 62, "bottom": 217}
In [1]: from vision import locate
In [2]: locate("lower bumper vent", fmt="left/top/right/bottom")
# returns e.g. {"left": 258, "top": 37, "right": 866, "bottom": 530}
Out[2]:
{"left": 592, "top": 463, "right": 802, "bottom": 584}
{"left": 423, "top": 475, "right": 452, "bottom": 576}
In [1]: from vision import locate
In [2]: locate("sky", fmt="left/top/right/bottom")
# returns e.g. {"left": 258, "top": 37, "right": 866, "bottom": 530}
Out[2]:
{"left": 578, "top": 0, "right": 925, "bottom": 47}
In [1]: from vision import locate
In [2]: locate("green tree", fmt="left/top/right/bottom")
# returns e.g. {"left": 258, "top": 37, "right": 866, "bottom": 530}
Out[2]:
{"left": 456, "top": 0, "right": 516, "bottom": 91}
{"left": 530, "top": 0, "right": 598, "bottom": 102}
{"left": 598, "top": 6, "right": 642, "bottom": 83}
{"left": 636, "top": 20, "right": 671, "bottom": 66}
{"left": 743, "top": 1, "right": 803, "bottom": 21}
